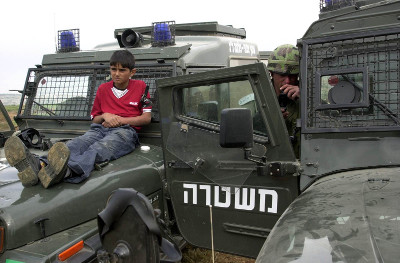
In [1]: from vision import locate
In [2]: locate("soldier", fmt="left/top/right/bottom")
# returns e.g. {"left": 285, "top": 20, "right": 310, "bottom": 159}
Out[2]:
{"left": 267, "top": 44, "right": 300, "bottom": 157}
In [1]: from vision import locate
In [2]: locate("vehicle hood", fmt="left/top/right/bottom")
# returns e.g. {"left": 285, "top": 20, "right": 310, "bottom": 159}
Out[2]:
{"left": 256, "top": 167, "right": 400, "bottom": 263}
{"left": 0, "top": 145, "right": 163, "bottom": 252}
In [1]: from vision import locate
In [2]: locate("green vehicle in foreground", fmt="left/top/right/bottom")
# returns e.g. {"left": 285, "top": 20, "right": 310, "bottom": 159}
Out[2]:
{"left": 0, "top": 21, "right": 259, "bottom": 262}
{"left": 2, "top": 0, "right": 400, "bottom": 262}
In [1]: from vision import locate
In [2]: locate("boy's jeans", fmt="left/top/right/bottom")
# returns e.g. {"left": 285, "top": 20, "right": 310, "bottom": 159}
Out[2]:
{"left": 64, "top": 123, "right": 138, "bottom": 183}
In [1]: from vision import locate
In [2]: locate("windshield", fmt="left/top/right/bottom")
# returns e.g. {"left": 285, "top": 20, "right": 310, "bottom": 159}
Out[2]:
{"left": 19, "top": 67, "right": 110, "bottom": 119}
{"left": 166, "top": 78, "right": 267, "bottom": 186}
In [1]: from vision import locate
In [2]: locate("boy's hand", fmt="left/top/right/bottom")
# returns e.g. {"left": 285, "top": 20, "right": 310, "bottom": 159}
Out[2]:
{"left": 102, "top": 113, "right": 122, "bottom": 127}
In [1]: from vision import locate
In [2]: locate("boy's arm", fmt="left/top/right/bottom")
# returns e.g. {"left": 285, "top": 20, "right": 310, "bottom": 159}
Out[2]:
{"left": 118, "top": 112, "right": 151, "bottom": 127}
{"left": 93, "top": 112, "right": 151, "bottom": 128}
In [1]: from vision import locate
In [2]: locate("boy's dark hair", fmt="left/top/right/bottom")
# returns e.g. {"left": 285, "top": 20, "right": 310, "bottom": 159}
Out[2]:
{"left": 110, "top": 50, "right": 135, "bottom": 70}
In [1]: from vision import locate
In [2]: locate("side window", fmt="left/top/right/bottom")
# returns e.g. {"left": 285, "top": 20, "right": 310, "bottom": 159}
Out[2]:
{"left": 180, "top": 79, "right": 267, "bottom": 135}
{"left": 316, "top": 68, "right": 368, "bottom": 110}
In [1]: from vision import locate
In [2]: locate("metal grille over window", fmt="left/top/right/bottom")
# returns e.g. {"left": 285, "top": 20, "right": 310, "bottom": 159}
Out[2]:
{"left": 20, "top": 66, "right": 109, "bottom": 119}
{"left": 133, "top": 64, "right": 175, "bottom": 121}
{"left": 18, "top": 64, "right": 174, "bottom": 121}
{"left": 57, "top": 29, "right": 80, "bottom": 53}
{"left": 151, "top": 21, "right": 176, "bottom": 47}
{"left": 305, "top": 32, "right": 400, "bottom": 132}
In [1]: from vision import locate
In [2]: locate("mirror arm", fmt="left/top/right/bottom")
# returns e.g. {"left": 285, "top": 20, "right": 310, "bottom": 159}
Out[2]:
{"left": 244, "top": 148, "right": 266, "bottom": 166}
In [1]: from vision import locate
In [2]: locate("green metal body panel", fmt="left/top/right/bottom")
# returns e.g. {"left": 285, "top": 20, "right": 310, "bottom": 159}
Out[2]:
{"left": 1, "top": 219, "right": 99, "bottom": 263}
{"left": 256, "top": 168, "right": 400, "bottom": 263}
{"left": 303, "top": 0, "right": 400, "bottom": 39}
{"left": 300, "top": 132, "right": 400, "bottom": 187}
{"left": 0, "top": 145, "right": 163, "bottom": 261}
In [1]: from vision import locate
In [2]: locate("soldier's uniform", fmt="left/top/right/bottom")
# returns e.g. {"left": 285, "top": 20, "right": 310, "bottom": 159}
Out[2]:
{"left": 267, "top": 44, "right": 301, "bottom": 158}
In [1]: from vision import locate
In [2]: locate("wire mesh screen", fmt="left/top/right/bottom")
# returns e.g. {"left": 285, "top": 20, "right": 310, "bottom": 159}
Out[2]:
{"left": 320, "top": 0, "right": 355, "bottom": 12}
{"left": 19, "top": 64, "right": 175, "bottom": 121}
{"left": 20, "top": 67, "right": 109, "bottom": 119}
{"left": 151, "top": 21, "right": 176, "bottom": 47}
{"left": 305, "top": 32, "right": 400, "bottom": 132}
{"left": 133, "top": 64, "right": 175, "bottom": 121}
{"left": 57, "top": 29, "right": 80, "bottom": 53}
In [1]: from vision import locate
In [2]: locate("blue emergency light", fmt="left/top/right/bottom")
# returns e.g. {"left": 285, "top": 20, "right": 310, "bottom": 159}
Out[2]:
{"left": 320, "top": 0, "right": 354, "bottom": 12}
{"left": 60, "top": 31, "right": 77, "bottom": 49}
{"left": 151, "top": 21, "right": 175, "bottom": 47}
{"left": 154, "top": 23, "right": 172, "bottom": 42}
{"left": 57, "top": 29, "right": 80, "bottom": 53}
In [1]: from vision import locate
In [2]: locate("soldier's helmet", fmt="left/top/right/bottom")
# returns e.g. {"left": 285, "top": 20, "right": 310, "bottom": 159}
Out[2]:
{"left": 267, "top": 44, "right": 300, "bottom": 75}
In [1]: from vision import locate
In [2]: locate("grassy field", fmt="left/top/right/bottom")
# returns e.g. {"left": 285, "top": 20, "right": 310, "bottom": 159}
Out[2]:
{"left": 5, "top": 105, "right": 18, "bottom": 114}
{"left": 4, "top": 105, "right": 18, "bottom": 128}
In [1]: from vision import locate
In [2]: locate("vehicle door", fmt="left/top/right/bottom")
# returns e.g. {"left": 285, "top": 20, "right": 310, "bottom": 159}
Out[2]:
{"left": 156, "top": 63, "right": 299, "bottom": 258}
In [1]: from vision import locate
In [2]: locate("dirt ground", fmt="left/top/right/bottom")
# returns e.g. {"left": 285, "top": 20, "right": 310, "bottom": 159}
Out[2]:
{"left": 181, "top": 245, "right": 255, "bottom": 263}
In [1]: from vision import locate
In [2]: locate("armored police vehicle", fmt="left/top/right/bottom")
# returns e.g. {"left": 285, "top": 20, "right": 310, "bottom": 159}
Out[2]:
{"left": 98, "top": 0, "right": 400, "bottom": 262}
{"left": 0, "top": 21, "right": 259, "bottom": 262}
{"left": 2, "top": 0, "right": 400, "bottom": 261}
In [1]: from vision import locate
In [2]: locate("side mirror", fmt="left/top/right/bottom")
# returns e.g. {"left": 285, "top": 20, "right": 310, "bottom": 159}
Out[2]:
{"left": 220, "top": 108, "right": 253, "bottom": 148}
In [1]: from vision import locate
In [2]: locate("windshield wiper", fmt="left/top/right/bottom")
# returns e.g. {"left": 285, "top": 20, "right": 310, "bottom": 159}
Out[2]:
{"left": 32, "top": 100, "right": 57, "bottom": 116}
{"left": 342, "top": 75, "right": 400, "bottom": 125}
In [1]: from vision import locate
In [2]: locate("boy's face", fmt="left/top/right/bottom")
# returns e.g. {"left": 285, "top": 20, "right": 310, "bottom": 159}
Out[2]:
{"left": 110, "top": 63, "right": 136, "bottom": 90}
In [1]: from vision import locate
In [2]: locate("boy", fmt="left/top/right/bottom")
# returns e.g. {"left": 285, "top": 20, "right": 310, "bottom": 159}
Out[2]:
{"left": 5, "top": 50, "right": 151, "bottom": 188}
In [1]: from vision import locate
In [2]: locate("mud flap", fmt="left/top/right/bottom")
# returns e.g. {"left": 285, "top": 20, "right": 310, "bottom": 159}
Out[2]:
{"left": 97, "top": 188, "right": 182, "bottom": 263}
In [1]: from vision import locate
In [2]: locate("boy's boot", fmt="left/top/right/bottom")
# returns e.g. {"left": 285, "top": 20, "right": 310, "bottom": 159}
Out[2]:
{"left": 4, "top": 136, "right": 40, "bottom": 186}
{"left": 38, "top": 142, "right": 70, "bottom": 189}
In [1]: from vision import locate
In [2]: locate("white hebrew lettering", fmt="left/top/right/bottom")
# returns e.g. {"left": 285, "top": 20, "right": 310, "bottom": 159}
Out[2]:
{"left": 214, "top": 186, "right": 231, "bottom": 208}
{"left": 199, "top": 185, "right": 212, "bottom": 206}
{"left": 234, "top": 187, "right": 255, "bottom": 211}
{"left": 182, "top": 183, "right": 278, "bottom": 214}
{"left": 258, "top": 189, "right": 278, "bottom": 213}
{"left": 183, "top": 183, "right": 197, "bottom": 204}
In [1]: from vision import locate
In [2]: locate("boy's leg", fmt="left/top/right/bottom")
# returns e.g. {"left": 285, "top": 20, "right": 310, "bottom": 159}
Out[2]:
{"left": 37, "top": 124, "right": 106, "bottom": 188}
{"left": 66, "top": 123, "right": 107, "bottom": 155}
{"left": 38, "top": 142, "right": 70, "bottom": 188}
{"left": 4, "top": 136, "right": 41, "bottom": 186}
{"left": 65, "top": 125, "right": 138, "bottom": 182}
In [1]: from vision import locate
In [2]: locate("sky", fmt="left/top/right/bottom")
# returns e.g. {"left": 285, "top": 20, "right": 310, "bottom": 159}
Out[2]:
{"left": 0, "top": 0, "right": 320, "bottom": 94}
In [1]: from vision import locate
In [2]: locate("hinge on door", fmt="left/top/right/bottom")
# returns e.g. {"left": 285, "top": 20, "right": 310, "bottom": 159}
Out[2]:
{"left": 167, "top": 160, "right": 192, "bottom": 169}
{"left": 258, "top": 161, "right": 300, "bottom": 177}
